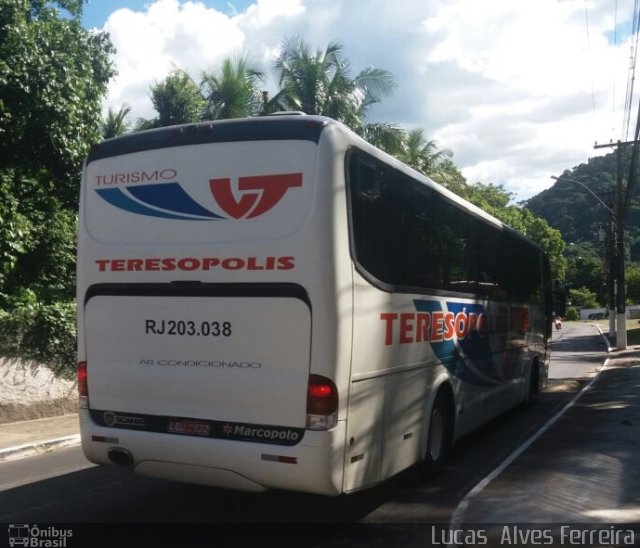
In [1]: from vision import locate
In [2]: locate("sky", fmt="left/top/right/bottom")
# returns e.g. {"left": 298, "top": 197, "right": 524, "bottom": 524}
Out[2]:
{"left": 81, "top": 0, "right": 637, "bottom": 202}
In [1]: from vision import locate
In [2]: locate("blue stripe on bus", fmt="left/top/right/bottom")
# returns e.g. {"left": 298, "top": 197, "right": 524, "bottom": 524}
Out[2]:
{"left": 127, "top": 183, "right": 225, "bottom": 219}
{"left": 95, "top": 187, "right": 221, "bottom": 221}
{"left": 413, "top": 299, "right": 497, "bottom": 387}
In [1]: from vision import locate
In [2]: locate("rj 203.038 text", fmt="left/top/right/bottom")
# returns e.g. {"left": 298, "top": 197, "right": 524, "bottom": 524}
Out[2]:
{"left": 145, "top": 319, "right": 232, "bottom": 337}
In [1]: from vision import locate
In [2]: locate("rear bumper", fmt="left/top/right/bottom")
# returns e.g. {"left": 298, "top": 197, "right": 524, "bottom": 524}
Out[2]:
{"left": 79, "top": 410, "right": 346, "bottom": 496}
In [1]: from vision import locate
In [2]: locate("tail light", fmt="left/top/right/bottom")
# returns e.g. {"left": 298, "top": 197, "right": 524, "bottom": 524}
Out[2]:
{"left": 306, "top": 374, "right": 338, "bottom": 430}
{"left": 77, "top": 361, "right": 89, "bottom": 409}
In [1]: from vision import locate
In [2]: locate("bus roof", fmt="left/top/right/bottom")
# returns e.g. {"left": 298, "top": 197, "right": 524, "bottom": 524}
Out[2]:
{"left": 87, "top": 115, "right": 331, "bottom": 164}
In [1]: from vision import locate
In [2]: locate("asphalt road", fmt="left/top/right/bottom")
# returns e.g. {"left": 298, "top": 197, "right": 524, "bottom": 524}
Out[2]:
{"left": 0, "top": 323, "right": 609, "bottom": 546}
{"left": 548, "top": 321, "right": 609, "bottom": 380}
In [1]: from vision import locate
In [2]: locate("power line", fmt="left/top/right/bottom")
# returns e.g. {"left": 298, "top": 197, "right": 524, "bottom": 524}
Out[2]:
{"left": 622, "top": 0, "right": 640, "bottom": 140}
{"left": 583, "top": 0, "right": 597, "bottom": 119}
{"left": 611, "top": 0, "right": 618, "bottom": 137}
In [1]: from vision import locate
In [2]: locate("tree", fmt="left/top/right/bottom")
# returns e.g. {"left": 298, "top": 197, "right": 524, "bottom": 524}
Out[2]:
{"left": 627, "top": 263, "right": 640, "bottom": 303}
{"left": 396, "top": 130, "right": 468, "bottom": 193}
{"left": 465, "top": 183, "right": 568, "bottom": 279}
{"left": 101, "top": 104, "right": 132, "bottom": 138}
{"left": 273, "top": 37, "right": 395, "bottom": 132}
{"left": 465, "top": 182, "right": 512, "bottom": 210}
{"left": 201, "top": 57, "right": 265, "bottom": 120}
{"left": 0, "top": 1, "right": 115, "bottom": 374}
{"left": 568, "top": 286, "right": 599, "bottom": 309}
{"left": 428, "top": 157, "right": 467, "bottom": 195}
{"left": 141, "top": 69, "right": 205, "bottom": 128}
{"left": 360, "top": 122, "right": 405, "bottom": 155}
{"left": 0, "top": 0, "right": 115, "bottom": 187}
{"left": 526, "top": 152, "right": 640, "bottom": 262}
{"left": 564, "top": 242, "right": 606, "bottom": 302}
{"left": 400, "top": 130, "right": 451, "bottom": 173}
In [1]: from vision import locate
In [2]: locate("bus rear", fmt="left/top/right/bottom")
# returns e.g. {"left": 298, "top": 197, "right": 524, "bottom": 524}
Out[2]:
{"left": 77, "top": 116, "right": 350, "bottom": 495}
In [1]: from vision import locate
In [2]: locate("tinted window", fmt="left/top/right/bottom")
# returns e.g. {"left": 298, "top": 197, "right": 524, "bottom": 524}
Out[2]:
{"left": 347, "top": 150, "right": 542, "bottom": 301}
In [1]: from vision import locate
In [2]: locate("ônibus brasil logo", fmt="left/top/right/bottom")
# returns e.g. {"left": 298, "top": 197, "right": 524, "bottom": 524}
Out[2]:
{"left": 94, "top": 172, "right": 302, "bottom": 221}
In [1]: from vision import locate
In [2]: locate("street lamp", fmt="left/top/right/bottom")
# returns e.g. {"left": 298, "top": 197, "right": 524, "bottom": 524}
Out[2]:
{"left": 550, "top": 176, "right": 616, "bottom": 219}
{"left": 551, "top": 175, "right": 622, "bottom": 348}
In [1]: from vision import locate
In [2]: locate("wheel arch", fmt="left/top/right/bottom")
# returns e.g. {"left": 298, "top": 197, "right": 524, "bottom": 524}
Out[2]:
{"left": 420, "top": 373, "right": 456, "bottom": 462}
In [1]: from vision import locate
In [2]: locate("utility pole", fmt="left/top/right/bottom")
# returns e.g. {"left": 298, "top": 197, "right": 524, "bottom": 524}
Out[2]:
{"left": 593, "top": 139, "right": 638, "bottom": 349}
{"left": 606, "top": 213, "right": 616, "bottom": 338}
{"left": 615, "top": 142, "right": 627, "bottom": 349}
{"left": 550, "top": 174, "right": 618, "bottom": 341}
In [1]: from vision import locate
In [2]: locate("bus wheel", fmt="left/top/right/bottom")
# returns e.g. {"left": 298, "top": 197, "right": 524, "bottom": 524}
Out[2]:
{"left": 423, "top": 390, "right": 453, "bottom": 475}
{"left": 527, "top": 361, "right": 540, "bottom": 404}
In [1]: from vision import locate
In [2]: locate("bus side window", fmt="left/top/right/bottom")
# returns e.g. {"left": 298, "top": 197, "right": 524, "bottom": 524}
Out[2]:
{"left": 348, "top": 154, "right": 403, "bottom": 286}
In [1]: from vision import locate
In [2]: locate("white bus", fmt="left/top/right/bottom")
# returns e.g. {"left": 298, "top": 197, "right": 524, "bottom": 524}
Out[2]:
{"left": 77, "top": 114, "right": 556, "bottom": 496}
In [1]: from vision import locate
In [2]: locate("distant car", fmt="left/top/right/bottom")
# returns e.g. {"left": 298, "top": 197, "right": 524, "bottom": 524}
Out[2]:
{"left": 587, "top": 312, "right": 606, "bottom": 320}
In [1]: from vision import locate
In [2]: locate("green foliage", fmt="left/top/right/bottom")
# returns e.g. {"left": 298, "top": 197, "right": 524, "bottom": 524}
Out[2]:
{"left": 101, "top": 104, "right": 132, "bottom": 139}
{"left": 0, "top": 1, "right": 115, "bottom": 188}
{"left": 142, "top": 69, "right": 205, "bottom": 128}
{"left": 29, "top": 1, "right": 84, "bottom": 18}
{"left": 464, "top": 183, "right": 568, "bottom": 279}
{"left": 465, "top": 182, "right": 512, "bottom": 209}
{"left": 627, "top": 263, "right": 640, "bottom": 303}
{"left": 273, "top": 37, "right": 395, "bottom": 132}
{"left": 526, "top": 151, "right": 640, "bottom": 302}
{"left": 429, "top": 158, "right": 467, "bottom": 195}
{"left": 360, "top": 122, "right": 405, "bottom": 155}
{"left": 568, "top": 286, "right": 599, "bottom": 309}
{"left": 0, "top": 171, "right": 31, "bottom": 289}
{"left": 201, "top": 57, "right": 265, "bottom": 119}
{"left": 0, "top": 169, "right": 77, "bottom": 306}
{"left": 0, "top": 169, "right": 78, "bottom": 376}
{"left": 527, "top": 152, "right": 639, "bottom": 262}
{"left": 564, "top": 242, "right": 606, "bottom": 302}
{"left": 565, "top": 307, "right": 580, "bottom": 321}
{"left": 0, "top": 299, "right": 76, "bottom": 378}
{"left": 0, "top": 0, "right": 113, "bottom": 375}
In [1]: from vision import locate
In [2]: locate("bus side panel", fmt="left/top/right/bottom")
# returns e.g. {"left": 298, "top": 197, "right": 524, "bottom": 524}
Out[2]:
{"left": 344, "top": 281, "right": 439, "bottom": 491}
{"left": 343, "top": 370, "right": 429, "bottom": 492}
{"left": 381, "top": 367, "right": 427, "bottom": 478}
{"left": 343, "top": 378, "right": 384, "bottom": 492}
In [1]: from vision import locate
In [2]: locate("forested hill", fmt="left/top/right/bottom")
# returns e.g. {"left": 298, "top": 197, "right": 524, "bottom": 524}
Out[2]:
{"left": 525, "top": 151, "right": 640, "bottom": 262}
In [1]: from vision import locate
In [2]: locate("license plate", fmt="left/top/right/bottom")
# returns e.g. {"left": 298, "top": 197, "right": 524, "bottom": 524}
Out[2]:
{"left": 167, "top": 419, "right": 211, "bottom": 436}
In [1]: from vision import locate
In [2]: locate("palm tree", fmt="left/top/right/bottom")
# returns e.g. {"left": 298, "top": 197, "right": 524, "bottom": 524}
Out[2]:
{"left": 273, "top": 37, "right": 395, "bottom": 132}
{"left": 201, "top": 57, "right": 265, "bottom": 120}
{"left": 400, "top": 129, "right": 452, "bottom": 174}
{"left": 397, "top": 129, "right": 468, "bottom": 194}
{"left": 101, "top": 104, "right": 132, "bottom": 139}
{"left": 361, "top": 122, "right": 405, "bottom": 155}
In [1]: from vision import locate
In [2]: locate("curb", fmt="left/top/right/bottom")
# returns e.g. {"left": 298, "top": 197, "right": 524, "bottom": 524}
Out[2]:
{"left": 0, "top": 434, "right": 81, "bottom": 462}
{"left": 593, "top": 324, "right": 615, "bottom": 353}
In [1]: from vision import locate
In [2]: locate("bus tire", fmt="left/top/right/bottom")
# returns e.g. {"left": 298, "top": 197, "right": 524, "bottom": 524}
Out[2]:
{"left": 423, "top": 389, "right": 453, "bottom": 476}
{"left": 527, "top": 360, "right": 540, "bottom": 404}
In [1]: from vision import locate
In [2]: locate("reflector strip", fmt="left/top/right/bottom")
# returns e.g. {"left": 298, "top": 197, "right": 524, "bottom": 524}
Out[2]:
{"left": 261, "top": 454, "right": 298, "bottom": 464}
{"left": 92, "top": 435, "right": 119, "bottom": 444}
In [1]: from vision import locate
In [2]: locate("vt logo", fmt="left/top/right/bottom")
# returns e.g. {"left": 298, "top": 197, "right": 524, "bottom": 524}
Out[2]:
{"left": 210, "top": 173, "right": 303, "bottom": 219}
{"left": 95, "top": 172, "right": 302, "bottom": 221}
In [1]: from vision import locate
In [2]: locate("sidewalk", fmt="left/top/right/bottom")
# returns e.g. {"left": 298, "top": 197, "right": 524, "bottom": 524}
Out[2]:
{"left": 454, "top": 345, "right": 640, "bottom": 525}
{"left": 0, "top": 413, "right": 80, "bottom": 461}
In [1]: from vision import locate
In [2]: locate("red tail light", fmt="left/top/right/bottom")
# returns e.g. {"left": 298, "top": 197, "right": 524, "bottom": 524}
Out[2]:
{"left": 78, "top": 361, "right": 89, "bottom": 408}
{"left": 306, "top": 375, "right": 338, "bottom": 430}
